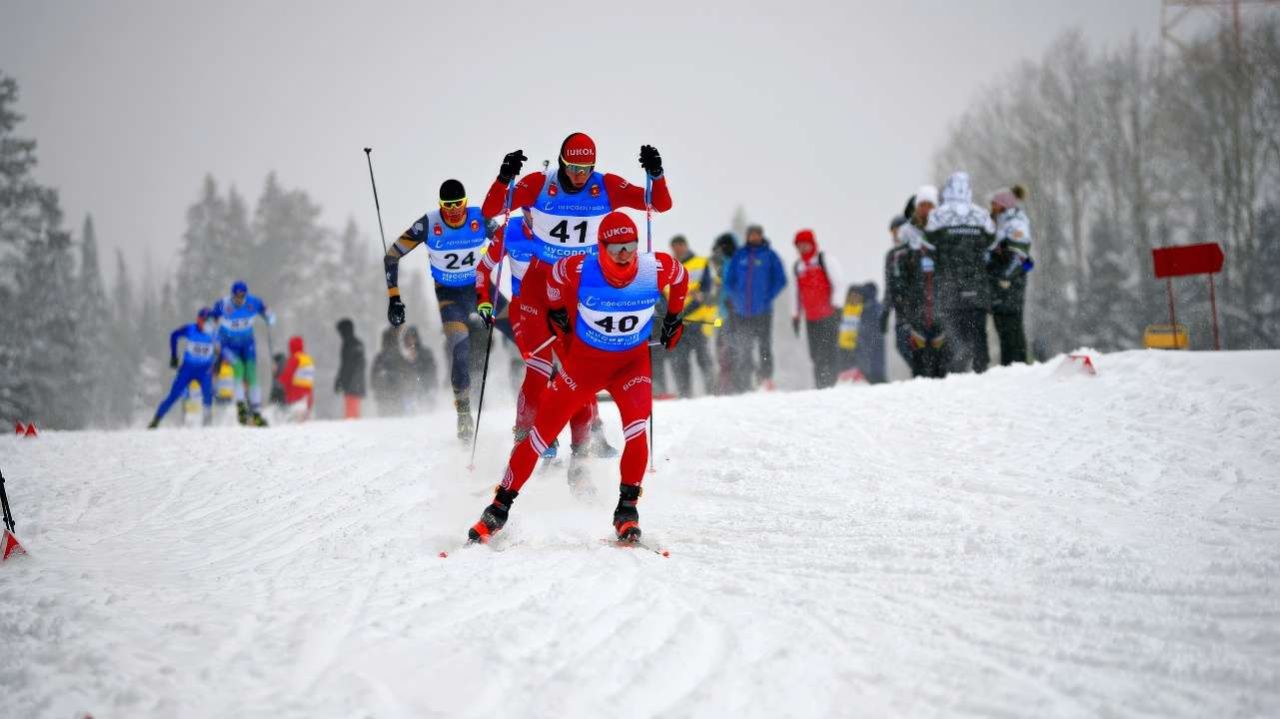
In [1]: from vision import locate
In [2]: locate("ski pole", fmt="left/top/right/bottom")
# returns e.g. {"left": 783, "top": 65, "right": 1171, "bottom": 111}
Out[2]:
{"left": 0, "top": 469, "right": 15, "bottom": 533}
{"left": 682, "top": 317, "right": 723, "bottom": 328}
{"left": 645, "top": 174, "right": 656, "bottom": 473}
{"left": 362, "top": 148, "right": 389, "bottom": 254}
{"left": 468, "top": 179, "right": 516, "bottom": 472}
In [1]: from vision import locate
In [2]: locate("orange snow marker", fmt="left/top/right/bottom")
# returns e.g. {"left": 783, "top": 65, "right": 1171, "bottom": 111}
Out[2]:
{"left": 23, "top": 423, "right": 38, "bottom": 438}
{"left": 14, "top": 422, "right": 25, "bottom": 435}
{"left": 1, "top": 529, "right": 23, "bottom": 561}
{"left": 1067, "top": 354, "right": 1097, "bottom": 375}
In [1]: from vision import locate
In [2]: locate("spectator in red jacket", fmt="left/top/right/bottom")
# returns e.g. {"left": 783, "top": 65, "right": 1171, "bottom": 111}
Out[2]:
{"left": 791, "top": 229, "right": 843, "bottom": 389}
{"left": 278, "top": 335, "right": 316, "bottom": 422}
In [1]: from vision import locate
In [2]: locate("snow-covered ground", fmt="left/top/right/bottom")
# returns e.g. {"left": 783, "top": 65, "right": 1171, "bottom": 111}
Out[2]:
{"left": 2, "top": 350, "right": 1278, "bottom": 718}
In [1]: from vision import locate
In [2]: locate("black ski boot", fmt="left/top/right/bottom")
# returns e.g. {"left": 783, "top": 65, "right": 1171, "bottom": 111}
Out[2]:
{"left": 468, "top": 487, "right": 518, "bottom": 544}
{"left": 456, "top": 399, "right": 474, "bottom": 442}
{"left": 236, "top": 401, "right": 249, "bottom": 426}
{"left": 567, "top": 444, "right": 596, "bottom": 501}
{"left": 147, "top": 417, "right": 160, "bottom": 430}
{"left": 252, "top": 411, "right": 268, "bottom": 427}
{"left": 613, "top": 484, "right": 642, "bottom": 542}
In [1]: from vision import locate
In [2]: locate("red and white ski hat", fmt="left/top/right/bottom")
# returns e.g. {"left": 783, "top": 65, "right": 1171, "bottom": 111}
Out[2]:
{"left": 598, "top": 211, "right": 638, "bottom": 245}
{"left": 560, "top": 132, "right": 597, "bottom": 166}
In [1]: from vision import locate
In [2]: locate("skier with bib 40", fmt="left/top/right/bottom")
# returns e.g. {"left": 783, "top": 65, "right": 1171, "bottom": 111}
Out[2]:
{"left": 384, "top": 179, "right": 496, "bottom": 440}
{"left": 468, "top": 211, "right": 688, "bottom": 545}
{"left": 477, "top": 133, "right": 671, "bottom": 474}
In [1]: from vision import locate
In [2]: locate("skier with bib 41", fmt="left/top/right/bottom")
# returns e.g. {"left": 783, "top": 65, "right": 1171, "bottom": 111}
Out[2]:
{"left": 477, "top": 133, "right": 671, "bottom": 473}
{"left": 468, "top": 211, "right": 688, "bottom": 545}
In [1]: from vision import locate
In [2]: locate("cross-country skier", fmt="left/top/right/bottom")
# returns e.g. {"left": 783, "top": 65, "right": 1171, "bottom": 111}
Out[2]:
{"left": 478, "top": 133, "right": 671, "bottom": 473}
{"left": 384, "top": 179, "right": 496, "bottom": 440}
{"left": 467, "top": 211, "right": 689, "bottom": 544}
{"left": 209, "top": 280, "right": 276, "bottom": 426}
{"left": 148, "top": 307, "right": 220, "bottom": 428}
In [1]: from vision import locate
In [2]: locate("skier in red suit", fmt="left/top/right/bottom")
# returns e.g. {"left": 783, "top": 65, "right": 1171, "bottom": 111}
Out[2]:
{"left": 469, "top": 211, "right": 688, "bottom": 544}
{"left": 478, "top": 132, "right": 672, "bottom": 472}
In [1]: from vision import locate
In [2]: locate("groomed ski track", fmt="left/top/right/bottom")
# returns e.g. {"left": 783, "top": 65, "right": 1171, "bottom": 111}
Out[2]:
{"left": 2, "top": 350, "right": 1278, "bottom": 718}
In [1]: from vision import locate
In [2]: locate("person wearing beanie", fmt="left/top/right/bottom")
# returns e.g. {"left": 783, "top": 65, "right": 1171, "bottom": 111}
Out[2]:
{"left": 791, "top": 229, "right": 843, "bottom": 389}
{"left": 383, "top": 178, "right": 496, "bottom": 440}
{"left": 926, "top": 171, "right": 996, "bottom": 374}
{"left": 667, "top": 234, "right": 715, "bottom": 397}
{"left": 468, "top": 211, "right": 690, "bottom": 545}
{"left": 881, "top": 214, "right": 914, "bottom": 368}
{"left": 334, "top": 318, "right": 367, "bottom": 419}
{"left": 208, "top": 280, "right": 276, "bottom": 426}
{"left": 988, "top": 184, "right": 1033, "bottom": 365}
{"left": 722, "top": 224, "right": 787, "bottom": 391}
{"left": 148, "top": 308, "right": 220, "bottom": 429}
{"left": 277, "top": 335, "right": 316, "bottom": 422}
{"left": 476, "top": 133, "right": 672, "bottom": 459}
{"left": 702, "top": 232, "right": 738, "bottom": 394}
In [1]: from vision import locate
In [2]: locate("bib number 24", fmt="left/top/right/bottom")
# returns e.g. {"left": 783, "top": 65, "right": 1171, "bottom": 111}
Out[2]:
{"left": 549, "top": 220, "right": 589, "bottom": 245}
{"left": 443, "top": 251, "right": 476, "bottom": 270}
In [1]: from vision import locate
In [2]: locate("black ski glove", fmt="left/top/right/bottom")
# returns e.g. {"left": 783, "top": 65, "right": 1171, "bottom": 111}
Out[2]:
{"left": 639, "top": 145, "right": 663, "bottom": 178}
{"left": 660, "top": 312, "right": 684, "bottom": 349}
{"left": 388, "top": 295, "right": 406, "bottom": 327}
{"left": 547, "top": 307, "right": 570, "bottom": 337}
{"left": 170, "top": 356, "right": 179, "bottom": 369}
{"left": 498, "top": 150, "right": 527, "bottom": 184}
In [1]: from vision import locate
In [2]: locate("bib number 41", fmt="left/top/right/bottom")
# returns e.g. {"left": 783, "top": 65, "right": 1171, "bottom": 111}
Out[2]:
{"left": 549, "top": 220, "right": 589, "bottom": 245}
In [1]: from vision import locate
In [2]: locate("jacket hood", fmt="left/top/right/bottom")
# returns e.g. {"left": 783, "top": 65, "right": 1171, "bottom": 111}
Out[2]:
{"left": 861, "top": 282, "right": 879, "bottom": 300}
{"left": 794, "top": 229, "right": 818, "bottom": 260}
{"left": 940, "top": 172, "right": 973, "bottom": 205}
{"left": 336, "top": 318, "right": 355, "bottom": 338}
{"left": 289, "top": 336, "right": 304, "bottom": 353}
{"left": 713, "top": 233, "right": 738, "bottom": 257}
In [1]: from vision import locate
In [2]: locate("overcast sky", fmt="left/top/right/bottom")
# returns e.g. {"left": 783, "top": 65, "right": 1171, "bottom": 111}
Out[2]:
{"left": 2, "top": 0, "right": 1163, "bottom": 288}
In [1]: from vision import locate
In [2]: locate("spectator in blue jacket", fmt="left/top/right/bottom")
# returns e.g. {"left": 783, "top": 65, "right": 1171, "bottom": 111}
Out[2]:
{"left": 723, "top": 224, "right": 787, "bottom": 391}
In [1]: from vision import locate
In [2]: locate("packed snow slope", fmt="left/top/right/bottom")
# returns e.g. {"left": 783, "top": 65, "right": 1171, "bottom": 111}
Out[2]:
{"left": 2, "top": 350, "right": 1279, "bottom": 718}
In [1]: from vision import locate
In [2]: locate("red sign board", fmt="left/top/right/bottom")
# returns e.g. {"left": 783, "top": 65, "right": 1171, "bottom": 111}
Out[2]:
{"left": 1152, "top": 243, "right": 1225, "bottom": 278}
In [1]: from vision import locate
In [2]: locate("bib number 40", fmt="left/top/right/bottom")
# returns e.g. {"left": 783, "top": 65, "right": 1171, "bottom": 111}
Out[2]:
{"left": 593, "top": 314, "right": 640, "bottom": 334}
{"left": 549, "top": 220, "right": 589, "bottom": 245}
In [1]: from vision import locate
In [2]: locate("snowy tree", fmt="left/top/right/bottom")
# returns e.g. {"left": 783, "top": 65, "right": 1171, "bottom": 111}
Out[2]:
{"left": 76, "top": 215, "right": 113, "bottom": 426}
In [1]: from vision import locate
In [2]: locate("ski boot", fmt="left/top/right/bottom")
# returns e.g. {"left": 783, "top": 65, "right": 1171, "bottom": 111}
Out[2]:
{"left": 566, "top": 444, "right": 597, "bottom": 501}
{"left": 251, "top": 411, "right": 268, "bottom": 427}
{"left": 236, "top": 400, "right": 250, "bottom": 426}
{"left": 147, "top": 417, "right": 160, "bottom": 430}
{"left": 612, "top": 484, "right": 642, "bottom": 542}
{"left": 468, "top": 487, "right": 519, "bottom": 544}
{"left": 456, "top": 399, "right": 474, "bottom": 442}
{"left": 588, "top": 427, "right": 618, "bottom": 459}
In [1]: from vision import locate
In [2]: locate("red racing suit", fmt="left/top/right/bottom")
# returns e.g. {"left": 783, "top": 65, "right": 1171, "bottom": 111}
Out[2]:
{"left": 499, "top": 251, "right": 688, "bottom": 493}
{"left": 481, "top": 170, "right": 673, "bottom": 443}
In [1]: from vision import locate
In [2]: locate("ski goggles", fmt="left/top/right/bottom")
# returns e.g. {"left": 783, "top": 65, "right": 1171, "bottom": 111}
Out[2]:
{"left": 439, "top": 198, "right": 467, "bottom": 209}
{"left": 562, "top": 161, "right": 594, "bottom": 176}
{"left": 604, "top": 241, "right": 639, "bottom": 257}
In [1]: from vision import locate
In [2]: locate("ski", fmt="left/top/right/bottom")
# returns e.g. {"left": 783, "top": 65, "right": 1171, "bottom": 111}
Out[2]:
{"left": 600, "top": 538, "right": 669, "bottom": 557}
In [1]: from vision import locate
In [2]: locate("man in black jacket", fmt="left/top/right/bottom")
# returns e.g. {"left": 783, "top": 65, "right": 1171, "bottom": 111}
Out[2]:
{"left": 334, "top": 318, "right": 367, "bottom": 419}
{"left": 926, "top": 172, "right": 995, "bottom": 374}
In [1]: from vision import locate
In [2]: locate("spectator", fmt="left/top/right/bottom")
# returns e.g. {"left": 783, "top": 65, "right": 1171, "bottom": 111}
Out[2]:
{"left": 926, "top": 172, "right": 995, "bottom": 374}
{"left": 334, "top": 318, "right": 367, "bottom": 419}
{"left": 790, "top": 229, "right": 842, "bottom": 389}
{"left": 401, "top": 325, "right": 439, "bottom": 411}
{"left": 988, "top": 185, "right": 1033, "bottom": 366}
{"left": 278, "top": 335, "right": 316, "bottom": 422}
{"left": 370, "top": 327, "right": 409, "bottom": 416}
{"left": 723, "top": 224, "right": 787, "bottom": 391}
{"left": 850, "top": 282, "right": 886, "bottom": 383}
{"left": 883, "top": 188, "right": 934, "bottom": 365}
{"left": 896, "top": 224, "right": 949, "bottom": 378}
{"left": 669, "top": 234, "right": 715, "bottom": 397}
{"left": 701, "top": 233, "right": 737, "bottom": 394}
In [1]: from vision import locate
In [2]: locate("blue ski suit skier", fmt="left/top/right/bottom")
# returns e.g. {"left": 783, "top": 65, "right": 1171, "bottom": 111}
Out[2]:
{"left": 384, "top": 179, "right": 497, "bottom": 441}
{"left": 148, "top": 308, "right": 220, "bottom": 428}
{"left": 209, "top": 280, "right": 276, "bottom": 426}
